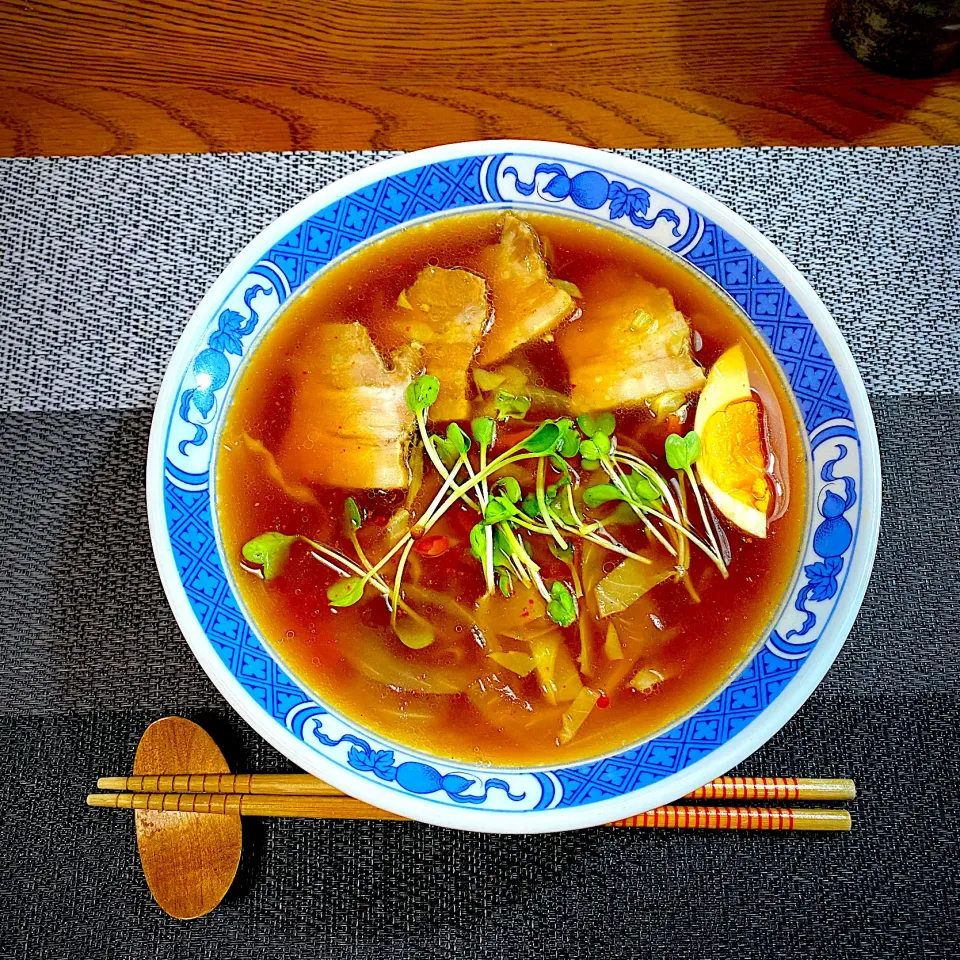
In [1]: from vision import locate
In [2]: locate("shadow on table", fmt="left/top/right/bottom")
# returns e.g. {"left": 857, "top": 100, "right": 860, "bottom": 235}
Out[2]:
{"left": 659, "top": 0, "right": 946, "bottom": 144}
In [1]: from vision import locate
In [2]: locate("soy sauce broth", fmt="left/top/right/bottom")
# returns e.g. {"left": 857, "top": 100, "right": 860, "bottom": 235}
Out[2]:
{"left": 216, "top": 210, "right": 808, "bottom": 766}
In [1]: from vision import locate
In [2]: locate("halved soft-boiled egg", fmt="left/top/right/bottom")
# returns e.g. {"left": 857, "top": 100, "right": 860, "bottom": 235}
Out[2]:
{"left": 693, "top": 344, "right": 771, "bottom": 538}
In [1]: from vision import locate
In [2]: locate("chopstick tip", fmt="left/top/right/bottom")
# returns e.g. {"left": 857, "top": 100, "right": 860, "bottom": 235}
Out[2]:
{"left": 87, "top": 793, "right": 116, "bottom": 808}
{"left": 97, "top": 776, "right": 127, "bottom": 790}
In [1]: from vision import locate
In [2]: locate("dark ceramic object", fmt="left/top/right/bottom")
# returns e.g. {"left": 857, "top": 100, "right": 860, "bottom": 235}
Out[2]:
{"left": 831, "top": 0, "right": 960, "bottom": 76}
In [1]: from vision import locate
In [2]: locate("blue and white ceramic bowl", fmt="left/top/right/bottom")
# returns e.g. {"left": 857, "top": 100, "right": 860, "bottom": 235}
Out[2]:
{"left": 147, "top": 141, "right": 881, "bottom": 833}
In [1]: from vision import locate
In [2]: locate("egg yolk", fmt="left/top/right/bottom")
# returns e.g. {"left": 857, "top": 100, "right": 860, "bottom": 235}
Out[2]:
{"left": 701, "top": 400, "right": 771, "bottom": 513}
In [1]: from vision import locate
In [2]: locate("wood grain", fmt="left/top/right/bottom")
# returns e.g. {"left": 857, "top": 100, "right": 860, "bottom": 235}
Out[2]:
{"left": 132, "top": 717, "right": 242, "bottom": 920}
{"left": 89, "top": 792, "right": 853, "bottom": 830}
{"left": 1, "top": 0, "right": 957, "bottom": 156}
{"left": 98, "top": 773, "right": 858, "bottom": 802}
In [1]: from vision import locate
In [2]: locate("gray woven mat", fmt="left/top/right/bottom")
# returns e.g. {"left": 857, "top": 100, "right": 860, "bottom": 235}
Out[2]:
{"left": 0, "top": 147, "right": 958, "bottom": 960}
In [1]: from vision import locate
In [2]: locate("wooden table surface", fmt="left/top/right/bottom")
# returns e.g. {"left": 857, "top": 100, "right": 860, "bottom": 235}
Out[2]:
{"left": 1, "top": 0, "right": 957, "bottom": 157}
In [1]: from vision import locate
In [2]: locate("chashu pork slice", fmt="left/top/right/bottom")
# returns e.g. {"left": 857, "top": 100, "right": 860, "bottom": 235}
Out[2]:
{"left": 476, "top": 214, "right": 577, "bottom": 366}
{"left": 392, "top": 265, "right": 489, "bottom": 421}
{"left": 557, "top": 271, "right": 705, "bottom": 415}
{"left": 279, "top": 322, "right": 421, "bottom": 489}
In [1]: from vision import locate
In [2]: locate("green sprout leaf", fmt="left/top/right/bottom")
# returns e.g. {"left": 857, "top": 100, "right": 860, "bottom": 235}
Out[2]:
{"left": 395, "top": 614, "right": 435, "bottom": 650}
{"left": 494, "top": 476, "right": 522, "bottom": 503}
{"left": 432, "top": 434, "right": 458, "bottom": 468}
{"left": 624, "top": 472, "right": 660, "bottom": 503}
{"left": 665, "top": 430, "right": 702, "bottom": 471}
{"left": 469, "top": 523, "right": 486, "bottom": 561}
{"left": 549, "top": 540, "right": 574, "bottom": 564}
{"left": 596, "top": 412, "right": 616, "bottom": 436}
{"left": 592, "top": 432, "right": 611, "bottom": 457}
{"left": 546, "top": 581, "right": 577, "bottom": 627}
{"left": 343, "top": 497, "right": 362, "bottom": 535}
{"left": 554, "top": 418, "right": 581, "bottom": 458}
{"left": 446, "top": 422, "right": 471, "bottom": 456}
{"left": 576, "top": 414, "right": 597, "bottom": 437}
{"left": 581, "top": 458, "right": 600, "bottom": 471}
{"left": 583, "top": 483, "right": 628, "bottom": 509}
{"left": 521, "top": 421, "right": 561, "bottom": 454}
{"left": 497, "top": 570, "right": 514, "bottom": 598}
{"left": 494, "top": 390, "right": 532, "bottom": 421}
{"left": 483, "top": 497, "right": 519, "bottom": 525}
{"left": 471, "top": 416, "right": 495, "bottom": 448}
{"left": 580, "top": 439, "right": 599, "bottom": 461}
{"left": 241, "top": 531, "right": 297, "bottom": 581}
{"left": 492, "top": 528, "right": 512, "bottom": 568}
{"left": 405, "top": 374, "right": 440, "bottom": 415}
{"left": 521, "top": 492, "right": 541, "bottom": 519}
{"left": 577, "top": 412, "right": 616, "bottom": 438}
{"left": 326, "top": 576, "right": 366, "bottom": 607}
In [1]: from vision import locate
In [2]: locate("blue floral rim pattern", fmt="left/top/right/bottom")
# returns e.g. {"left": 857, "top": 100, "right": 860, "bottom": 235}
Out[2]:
{"left": 156, "top": 150, "right": 865, "bottom": 819}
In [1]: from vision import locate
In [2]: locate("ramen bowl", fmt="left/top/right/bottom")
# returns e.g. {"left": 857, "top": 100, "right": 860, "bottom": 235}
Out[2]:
{"left": 147, "top": 140, "right": 880, "bottom": 833}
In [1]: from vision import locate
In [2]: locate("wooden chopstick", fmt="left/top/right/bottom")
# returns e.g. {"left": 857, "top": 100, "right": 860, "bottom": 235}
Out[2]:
{"left": 87, "top": 791, "right": 852, "bottom": 831}
{"left": 96, "top": 774, "right": 857, "bottom": 803}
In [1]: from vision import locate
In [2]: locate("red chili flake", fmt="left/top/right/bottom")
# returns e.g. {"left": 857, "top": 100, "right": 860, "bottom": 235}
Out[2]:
{"left": 413, "top": 535, "right": 450, "bottom": 558}
{"left": 596, "top": 694, "right": 611, "bottom": 709}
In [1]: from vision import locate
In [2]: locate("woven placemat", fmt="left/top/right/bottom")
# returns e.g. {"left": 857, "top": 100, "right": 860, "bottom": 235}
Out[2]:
{"left": 0, "top": 147, "right": 957, "bottom": 959}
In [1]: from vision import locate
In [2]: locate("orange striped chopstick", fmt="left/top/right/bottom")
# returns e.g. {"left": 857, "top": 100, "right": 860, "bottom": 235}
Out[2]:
{"left": 96, "top": 774, "right": 856, "bottom": 803}
{"left": 86, "top": 791, "right": 851, "bottom": 831}
{"left": 607, "top": 805, "right": 850, "bottom": 831}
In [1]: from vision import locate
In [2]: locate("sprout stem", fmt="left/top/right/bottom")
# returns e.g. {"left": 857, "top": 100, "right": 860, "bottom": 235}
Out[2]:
{"left": 602, "top": 459, "right": 677, "bottom": 557}
{"left": 685, "top": 466, "right": 729, "bottom": 578}
{"left": 536, "top": 457, "right": 569, "bottom": 550}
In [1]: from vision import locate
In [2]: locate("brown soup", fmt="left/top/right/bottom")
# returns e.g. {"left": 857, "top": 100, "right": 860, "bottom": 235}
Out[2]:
{"left": 216, "top": 210, "right": 808, "bottom": 766}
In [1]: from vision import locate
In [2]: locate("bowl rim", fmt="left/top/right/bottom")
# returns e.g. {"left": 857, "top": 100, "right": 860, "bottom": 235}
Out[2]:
{"left": 146, "top": 139, "right": 881, "bottom": 833}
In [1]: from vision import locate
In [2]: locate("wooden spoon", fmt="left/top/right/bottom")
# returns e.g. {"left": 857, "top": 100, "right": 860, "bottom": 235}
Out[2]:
{"left": 133, "top": 717, "right": 242, "bottom": 919}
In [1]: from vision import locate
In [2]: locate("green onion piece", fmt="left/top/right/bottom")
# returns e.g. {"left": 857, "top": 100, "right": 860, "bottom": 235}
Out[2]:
{"left": 473, "top": 368, "right": 506, "bottom": 393}
{"left": 554, "top": 278, "right": 583, "bottom": 299}
{"left": 494, "top": 390, "right": 532, "bottom": 421}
